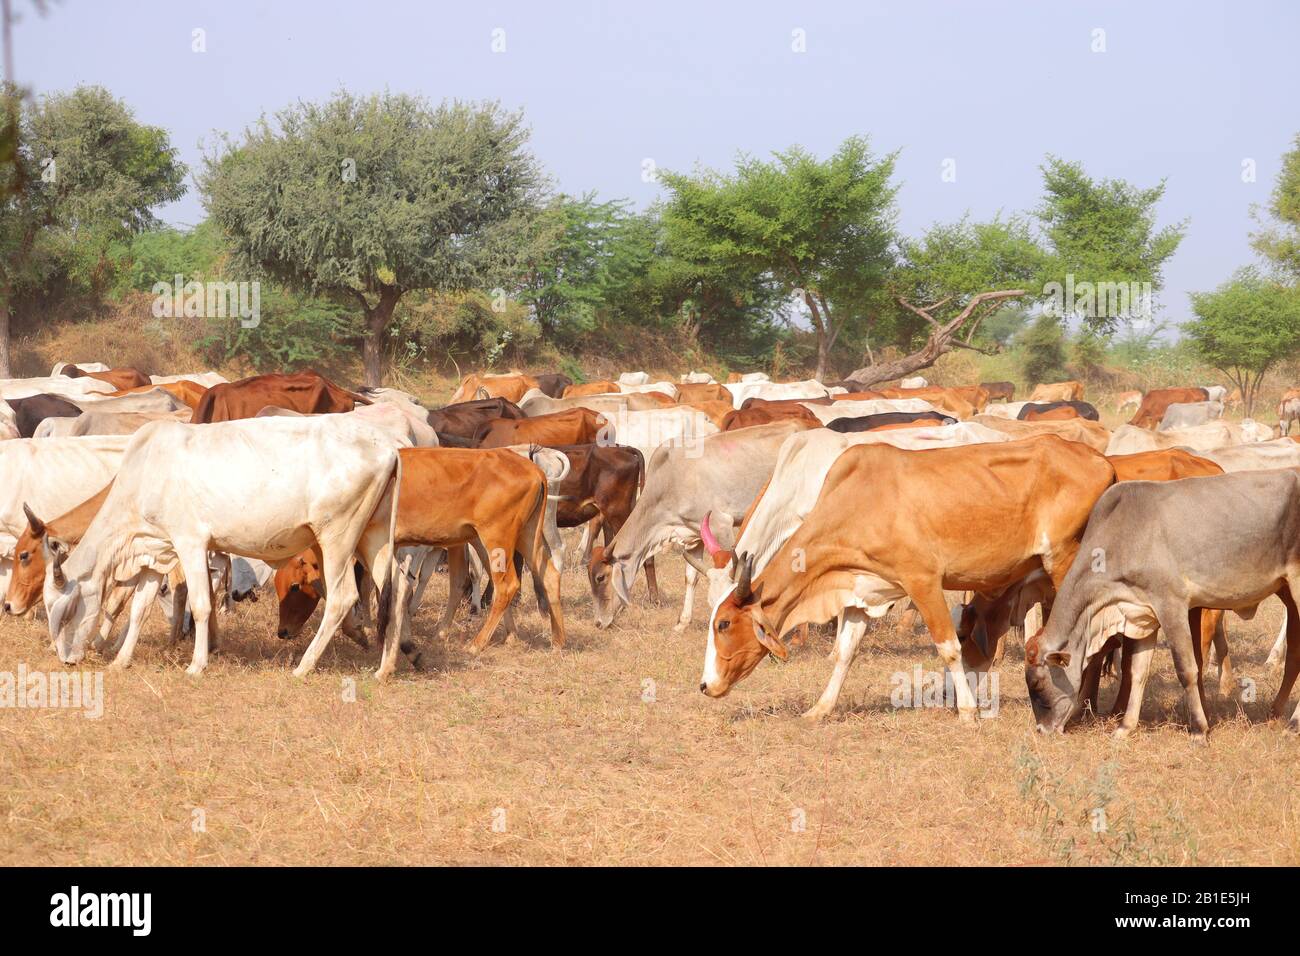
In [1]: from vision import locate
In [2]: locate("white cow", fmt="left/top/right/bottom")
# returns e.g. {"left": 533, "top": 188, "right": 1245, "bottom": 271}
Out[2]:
{"left": 43, "top": 416, "right": 403, "bottom": 677}
{"left": 0, "top": 376, "right": 116, "bottom": 402}
{"left": 680, "top": 371, "right": 717, "bottom": 384}
{"left": 900, "top": 376, "right": 928, "bottom": 389}
{"left": 804, "top": 398, "right": 937, "bottom": 424}
{"left": 979, "top": 401, "right": 1031, "bottom": 420}
{"left": 598, "top": 406, "right": 719, "bottom": 462}
{"left": 0, "top": 436, "right": 131, "bottom": 597}
{"left": 617, "top": 381, "right": 679, "bottom": 399}
{"left": 1195, "top": 438, "right": 1300, "bottom": 473}
{"left": 1200, "top": 385, "right": 1228, "bottom": 404}
{"left": 724, "top": 378, "right": 831, "bottom": 409}
{"left": 617, "top": 371, "right": 650, "bottom": 386}
{"left": 1105, "top": 421, "right": 1249, "bottom": 456}
{"left": 36, "top": 409, "right": 192, "bottom": 438}
{"left": 1157, "top": 401, "right": 1224, "bottom": 431}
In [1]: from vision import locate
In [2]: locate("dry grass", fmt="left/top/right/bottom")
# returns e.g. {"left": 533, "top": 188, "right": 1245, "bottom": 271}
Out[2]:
{"left": 2, "top": 546, "right": 1299, "bottom": 867}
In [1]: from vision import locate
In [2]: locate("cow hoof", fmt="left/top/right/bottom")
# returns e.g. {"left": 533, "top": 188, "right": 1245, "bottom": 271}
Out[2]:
{"left": 1112, "top": 725, "right": 1132, "bottom": 740}
{"left": 800, "top": 707, "right": 830, "bottom": 721}
{"left": 1286, "top": 718, "right": 1300, "bottom": 734}
{"left": 956, "top": 709, "right": 977, "bottom": 723}
{"left": 106, "top": 660, "right": 130, "bottom": 673}
{"left": 185, "top": 665, "right": 206, "bottom": 678}
{"left": 672, "top": 622, "right": 687, "bottom": 634}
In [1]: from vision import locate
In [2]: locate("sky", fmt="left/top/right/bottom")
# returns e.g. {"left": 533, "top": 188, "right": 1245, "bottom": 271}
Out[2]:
{"left": 18, "top": 0, "right": 1300, "bottom": 330}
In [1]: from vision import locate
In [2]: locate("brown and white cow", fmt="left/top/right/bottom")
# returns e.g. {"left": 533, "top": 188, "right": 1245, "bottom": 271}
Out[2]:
{"left": 1127, "top": 386, "right": 1209, "bottom": 429}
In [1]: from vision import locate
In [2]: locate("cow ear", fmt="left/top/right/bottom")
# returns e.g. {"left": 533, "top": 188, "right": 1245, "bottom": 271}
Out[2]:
{"left": 1044, "top": 651, "right": 1071, "bottom": 668}
{"left": 22, "top": 503, "right": 45, "bottom": 538}
{"left": 754, "top": 622, "right": 788, "bottom": 661}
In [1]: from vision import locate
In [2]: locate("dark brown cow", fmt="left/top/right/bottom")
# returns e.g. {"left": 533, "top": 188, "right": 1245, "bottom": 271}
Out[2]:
{"left": 533, "top": 373, "right": 572, "bottom": 398}
{"left": 474, "top": 407, "right": 605, "bottom": 448}
{"left": 1128, "top": 387, "right": 1209, "bottom": 429}
{"left": 426, "top": 397, "right": 525, "bottom": 440}
{"left": 826, "top": 410, "right": 956, "bottom": 433}
{"left": 6, "top": 393, "right": 82, "bottom": 437}
{"left": 189, "top": 371, "right": 371, "bottom": 424}
{"left": 62, "top": 365, "right": 151, "bottom": 390}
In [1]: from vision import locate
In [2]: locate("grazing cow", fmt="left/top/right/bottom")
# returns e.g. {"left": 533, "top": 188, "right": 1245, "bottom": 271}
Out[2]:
{"left": 256, "top": 403, "right": 439, "bottom": 449}
{"left": 426, "top": 397, "right": 525, "bottom": 440}
{"left": 1115, "top": 390, "right": 1142, "bottom": 415}
{"left": 981, "top": 381, "right": 1015, "bottom": 403}
{"left": 1158, "top": 401, "right": 1223, "bottom": 431}
{"left": 900, "top": 376, "right": 928, "bottom": 389}
{"left": 1024, "top": 470, "right": 1300, "bottom": 737}
{"left": 190, "top": 371, "right": 370, "bottom": 424}
{"left": 43, "top": 416, "right": 403, "bottom": 677}
{"left": 740, "top": 395, "right": 833, "bottom": 411}
{"left": 475, "top": 407, "right": 606, "bottom": 448}
{"left": 871, "top": 386, "right": 987, "bottom": 419}
{"left": 109, "top": 380, "right": 208, "bottom": 409}
{"left": 533, "top": 373, "right": 572, "bottom": 398}
{"left": 1029, "top": 381, "right": 1085, "bottom": 403}
{"left": 676, "top": 381, "right": 730, "bottom": 404}
{"left": 75, "top": 387, "right": 188, "bottom": 417}
{"left": 62, "top": 365, "right": 151, "bottom": 390}
{"left": 0, "top": 436, "right": 130, "bottom": 598}
{"left": 700, "top": 437, "right": 1116, "bottom": 719}
{"left": 1128, "top": 386, "right": 1209, "bottom": 429}
{"left": 972, "top": 415, "right": 1111, "bottom": 453}
{"left": 1195, "top": 438, "right": 1300, "bottom": 473}
{"left": 1017, "top": 401, "right": 1101, "bottom": 422}
{"left": 1104, "top": 421, "right": 1247, "bottom": 456}
{"left": 1278, "top": 388, "right": 1300, "bottom": 436}
{"left": 1201, "top": 385, "right": 1228, "bottom": 404}
{"left": 564, "top": 380, "right": 619, "bottom": 398}
{"left": 827, "top": 411, "right": 956, "bottom": 433}
{"left": 726, "top": 372, "right": 770, "bottom": 384}
{"left": 588, "top": 421, "right": 811, "bottom": 631}
{"left": 703, "top": 423, "right": 1013, "bottom": 610}
{"left": 5, "top": 483, "right": 114, "bottom": 616}
{"left": 980, "top": 401, "right": 1030, "bottom": 420}
{"left": 375, "top": 447, "right": 565, "bottom": 676}
{"left": 448, "top": 372, "right": 541, "bottom": 404}
{"left": 518, "top": 388, "right": 668, "bottom": 417}
{"left": 6, "top": 393, "right": 82, "bottom": 438}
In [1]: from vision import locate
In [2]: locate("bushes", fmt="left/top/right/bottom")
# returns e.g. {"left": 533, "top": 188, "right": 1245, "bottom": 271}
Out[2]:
{"left": 1019, "top": 314, "right": 1068, "bottom": 384}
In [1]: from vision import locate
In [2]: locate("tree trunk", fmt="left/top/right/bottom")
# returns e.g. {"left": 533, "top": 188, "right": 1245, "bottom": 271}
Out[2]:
{"left": 361, "top": 285, "right": 401, "bottom": 387}
{"left": 814, "top": 334, "right": 830, "bottom": 383}
{"left": 0, "top": 301, "right": 10, "bottom": 378}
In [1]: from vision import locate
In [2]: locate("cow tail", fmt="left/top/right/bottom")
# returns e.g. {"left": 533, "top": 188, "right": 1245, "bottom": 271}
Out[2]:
{"left": 375, "top": 451, "right": 402, "bottom": 653}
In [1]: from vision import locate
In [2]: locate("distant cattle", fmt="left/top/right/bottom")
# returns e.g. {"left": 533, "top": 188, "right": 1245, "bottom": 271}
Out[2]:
{"left": 1115, "top": 390, "right": 1142, "bottom": 415}
{"left": 1029, "top": 381, "right": 1084, "bottom": 403}
{"left": 981, "top": 381, "right": 1015, "bottom": 403}
{"left": 900, "top": 376, "right": 928, "bottom": 389}
{"left": 680, "top": 371, "right": 716, "bottom": 384}
{"left": 1017, "top": 401, "right": 1100, "bottom": 422}
{"left": 1104, "top": 421, "right": 1250, "bottom": 456}
{"left": 449, "top": 372, "right": 540, "bottom": 405}
{"left": 1128, "top": 386, "right": 1209, "bottom": 429}
{"left": 190, "top": 371, "right": 370, "bottom": 424}
{"left": 676, "top": 381, "right": 730, "bottom": 404}
{"left": 1278, "top": 388, "right": 1300, "bottom": 436}
{"left": 518, "top": 388, "right": 668, "bottom": 417}
{"left": 1196, "top": 438, "right": 1300, "bottom": 473}
{"left": 1158, "top": 400, "right": 1223, "bottom": 431}
{"left": 109, "top": 379, "right": 208, "bottom": 409}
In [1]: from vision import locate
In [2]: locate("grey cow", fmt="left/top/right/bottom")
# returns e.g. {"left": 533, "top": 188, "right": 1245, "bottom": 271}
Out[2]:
{"left": 1157, "top": 400, "right": 1223, "bottom": 431}
{"left": 1025, "top": 470, "right": 1300, "bottom": 738}
{"left": 587, "top": 420, "right": 810, "bottom": 630}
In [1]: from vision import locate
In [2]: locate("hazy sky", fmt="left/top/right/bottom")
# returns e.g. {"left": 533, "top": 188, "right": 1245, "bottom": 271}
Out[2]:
{"left": 19, "top": 0, "right": 1300, "bottom": 328}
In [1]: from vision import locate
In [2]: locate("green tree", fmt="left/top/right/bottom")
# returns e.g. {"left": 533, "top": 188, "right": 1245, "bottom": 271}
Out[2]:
{"left": 0, "top": 84, "right": 186, "bottom": 374}
{"left": 202, "top": 91, "right": 546, "bottom": 385}
{"left": 1186, "top": 267, "right": 1300, "bottom": 415}
{"left": 659, "top": 136, "right": 899, "bottom": 380}
{"left": 1036, "top": 156, "right": 1186, "bottom": 333}
{"left": 1252, "top": 133, "right": 1300, "bottom": 279}
{"left": 1020, "top": 314, "right": 1069, "bottom": 385}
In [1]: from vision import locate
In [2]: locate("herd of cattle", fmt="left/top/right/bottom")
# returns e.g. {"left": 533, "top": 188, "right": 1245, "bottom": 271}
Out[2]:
{"left": 5, "top": 361, "right": 1300, "bottom": 740}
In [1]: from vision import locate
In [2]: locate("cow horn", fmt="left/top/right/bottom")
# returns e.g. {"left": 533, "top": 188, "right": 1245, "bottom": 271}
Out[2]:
{"left": 22, "top": 503, "right": 45, "bottom": 538}
{"left": 700, "top": 511, "right": 721, "bottom": 557}
{"left": 734, "top": 552, "right": 753, "bottom": 603}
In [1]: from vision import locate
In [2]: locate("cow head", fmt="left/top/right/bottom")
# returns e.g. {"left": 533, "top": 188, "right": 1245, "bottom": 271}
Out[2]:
{"left": 699, "top": 553, "right": 785, "bottom": 697}
{"left": 44, "top": 536, "right": 101, "bottom": 665}
{"left": 4, "top": 504, "right": 48, "bottom": 616}
{"left": 275, "top": 550, "right": 323, "bottom": 639}
{"left": 1023, "top": 622, "right": 1087, "bottom": 734}
{"left": 587, "top": 545, "right": 634, "bottom": 628}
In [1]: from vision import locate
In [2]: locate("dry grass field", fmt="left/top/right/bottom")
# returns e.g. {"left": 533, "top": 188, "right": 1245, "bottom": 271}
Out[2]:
{"left": 3, "top": 540, "right": 1300, "bottom": 867}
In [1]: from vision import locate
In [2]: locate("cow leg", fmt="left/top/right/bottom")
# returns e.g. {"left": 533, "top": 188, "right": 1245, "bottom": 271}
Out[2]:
{"left": 1114, "top": 636, "right": 1156, "bottom": 738}
{"left": 1158, "top": 604, "right": 1209, "bottom": 738}
{"left": 674, "top": 546, "right": 703, "bottom": 633}
{"left": 377, "top": 549, "right": 417, "bottom": 682}
{"left": 292, "top": 544, "right": 360, "bottom": 678}
{"left": 1079, "top": 649, "right": 1107, "bottom": 720}
{"left": 909, "top": 582, "right": 979, "bottom": 720}
{"left": 1275, "top": 587, "right": 1300, "bottom": 725}
{"left": 644, "top": 555, "right": 660, "bottom": 606}
{"left": 1267, "top": 606, "right": 1288, "bottom": 667}
{"left": 896, "top": 601, "right": 918, "bottom": 634}
{"left": 107, "top": 573, "right": 163, "bottom": 671}
{"left": 179, "top": 547, "right": 216, "bottom": 676}
{"left": 168, "top": 578, "right": 189, "bottom": 644}
{"left": 1109, "top": 638, "right": 1136, "bottom": 718}
{"left": 1212, "top": 613, "right": 1237, "bottom": 701}
{"left": 90, "top": 585, "right": 131, "bottom": 655}
{"left": 466, "top": 536, "right": 522, "bottom": 655}
{"left": 519, "top": 505, "right": 565, "bottom": 650}
{"left": 435, "top": 545, "right": 470, "bottom": 639}
{"left": 802, "top": 607, "right": 867, "bottom": 720}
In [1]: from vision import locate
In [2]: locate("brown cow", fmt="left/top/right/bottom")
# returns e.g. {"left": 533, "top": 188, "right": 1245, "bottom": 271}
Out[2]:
{"left": 1029, "top": 381, "right": 1085, "bottom": 403}
{"left": 62, "top": 365, "right": 151, "bottom": 390}
{"left": 190, "top": 371, "right": 370, "bottom": 424}
{"left": 426, "top": 397, "right": 525, "bottom": 441}
{"left": 971, "top": 415, "right": 1111, "bottom": 453}
{"left": 700, "top": 436, "right": 1116, "bottom": 720}
{"left": 721, "top": 403, "right": 820, "bottom": 431}
{"left": 373, "top": 448, "right": 565, "bottom": 678}
{"left": 474, "top": 407, "right": 605, "bottom": 448}
{"left": 563, "top": 380, "right": 619, "bottom": 398}
{"left": 1020, "top": 404, "right": 1083, "bottom": 422}
{"left": 981, "top": 381, "right": 1015, "bottom": 403}
{"left": 448, "top": 372, "right": 540, "bottom": 404}
{"left": 679, "top": 399, "right": 735, "bottom": 429}
{"left": 109, "top": 380, "right": 208, "bottom": 409}
{"left": 872, "top": 386, "right": 986, "bottom": 418}
{"left": 676, "top": 381, "right": 730, "bottom": 404}
{"left": 1128, "top": 386, "right": 1209, "bottom": 429}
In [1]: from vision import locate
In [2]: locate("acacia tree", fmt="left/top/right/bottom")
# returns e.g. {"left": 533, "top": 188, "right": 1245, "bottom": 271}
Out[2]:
{"left": 1252, "top": 133, "right": 1300, "bottom": 279}
{"left": 659, "top": 137, "right": 898, "bottom": 381}
{"left": 202, "top": 91, "right": 545, "bottom": 385}
{"left": 1186, "top": 268, "right": 1300, "bottom": 415}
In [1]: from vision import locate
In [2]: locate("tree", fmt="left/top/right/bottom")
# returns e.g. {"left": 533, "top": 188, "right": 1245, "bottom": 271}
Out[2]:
{"left": 0, "top": 84, "right": 185, "bottom": 375}
{"left": 202, "top": 91, "right": 546, "bottom": 385}
{"left": 1252, "top": 133, "right": 1300, "bottom": 279}
{"left": 843, "top": 215, "right": 1044, "bottom": 386}
{"left": 1186, "top": 267, "right": 1300, "bottom": 415}
{"left": 1036, "top": 156, "right": 1186, "bottom": 333}
{"left": 659, "top": 137, "right": 899, "bottom": 380}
